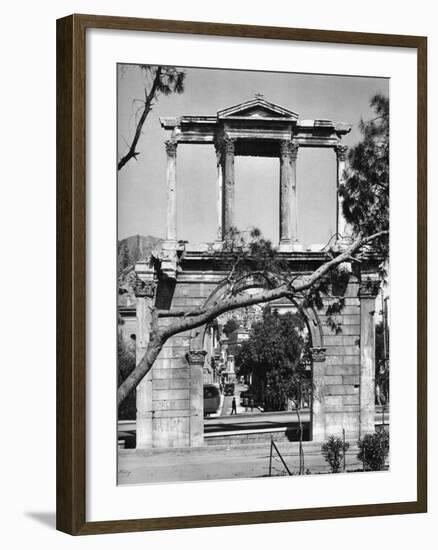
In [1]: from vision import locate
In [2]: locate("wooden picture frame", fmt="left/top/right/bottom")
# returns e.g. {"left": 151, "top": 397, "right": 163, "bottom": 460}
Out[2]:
{"left": 56, "top": 13, "right": 427, "bottom": 535}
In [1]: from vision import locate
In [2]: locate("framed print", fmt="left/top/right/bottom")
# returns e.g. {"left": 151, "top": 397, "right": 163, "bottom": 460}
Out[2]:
{"left": 56, "top": 14, "right": 427, "bottom": 535}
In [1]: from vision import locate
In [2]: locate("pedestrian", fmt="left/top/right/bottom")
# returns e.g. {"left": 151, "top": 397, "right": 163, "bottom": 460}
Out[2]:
{"left": 231, "top": 396, "right": 237, "bottom": 415}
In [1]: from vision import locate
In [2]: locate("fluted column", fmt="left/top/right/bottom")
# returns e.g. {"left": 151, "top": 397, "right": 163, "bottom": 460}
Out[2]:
{"left": 335, "top": 144, "right": 349, "bottom": 242}
{"left": 165, "top": 139, "right": 177, "bottom": 241}
{"left": 134, "top": 279, "right": 157, "bottom": 449}
{"left": 222, "top": 137, "right": 235, "bottom": 240}
{"left": 279, "top": 141, "right": 299, "bottom": 248}
{"left": 215, "top": 145, "right": 223, "bottom": 241}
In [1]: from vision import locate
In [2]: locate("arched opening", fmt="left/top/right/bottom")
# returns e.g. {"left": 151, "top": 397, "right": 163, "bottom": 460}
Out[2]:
{"left": 200, "top": 283, "right": 323, "bottom": 441}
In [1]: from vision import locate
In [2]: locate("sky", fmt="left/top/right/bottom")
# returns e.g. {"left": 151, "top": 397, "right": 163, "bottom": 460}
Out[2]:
{"left": 117, "top": 65, "right": 388, "bottom": 247}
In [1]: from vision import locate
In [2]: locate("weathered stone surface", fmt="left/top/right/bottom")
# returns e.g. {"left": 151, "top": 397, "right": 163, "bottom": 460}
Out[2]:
{"left": 342, "top": 315, "right": 361, "bottom": 325}
{"left": 324, "top": 375, "right": 343, "bottom": 385}
{"left": 343, "top": 394, "right": 360, "bottom": 405}
{"left": 330, "top": 365, "right": 359, "bottom": 375}
{"left": 325, "top": 384, "right": 359, "bottom": 396}
{"left": 325, "top": 396, "right": 344, "bottom": 407}
{"left": 338, "top": 324, "right": 361, "bottom": 335}
{"left": 359, "top": 292, "right": 377, "bottom": 436}
{"left": 342, "top": 355, "right": 361, "bottom": 365}
{"left": 324, "top": 335, "right": 359, "bottom": 347}
{"left": 153, "top": 389, "right": 190, "bottom": 401}
{"left": 325, "top": 345, "right": 359, "bottom": 357}
{"left": 153, "top": 399, "right": 190, "bottom": 411}
{"left": 153, "top": 368, "right": 189, "bottom": 380}
{"left": 153, "top": 417, "right": 189, "bottom": 448}
{"left": 324, "top": 356, "right": 343, "bottom": 367}
{"left": 153, "top": 378, "right": 190, "bottom": 391}
{"left": 342, "top": 375, "right": 360, "bottom": 385}
{"left": 153, "top": 409, "right": 191, "bottom": 418}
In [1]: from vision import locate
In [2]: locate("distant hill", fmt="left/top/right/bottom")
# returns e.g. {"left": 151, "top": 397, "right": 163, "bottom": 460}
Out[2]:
{"left": 118, "top": 234, "right": 163, "bottom": 274}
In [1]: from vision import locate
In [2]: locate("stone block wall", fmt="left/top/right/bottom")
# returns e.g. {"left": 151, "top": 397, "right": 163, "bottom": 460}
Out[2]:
{"left": 133, "top": 261, "right": 377, "bottom": 448}
{"left": 136, "top": 274, "right": 220, "bottom": 449}
{"left": 315, "top": 280, "right": 361, "bottom": 440}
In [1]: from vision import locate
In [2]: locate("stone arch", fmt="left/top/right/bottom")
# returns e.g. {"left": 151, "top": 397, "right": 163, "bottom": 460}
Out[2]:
{"left": 201, "top": 280, "right": 324, "bottom": 349}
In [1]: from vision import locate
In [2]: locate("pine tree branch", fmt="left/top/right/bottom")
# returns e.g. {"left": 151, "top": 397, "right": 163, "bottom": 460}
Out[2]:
{"left": 118, "top": 66, "right": 163, "bottom": 171}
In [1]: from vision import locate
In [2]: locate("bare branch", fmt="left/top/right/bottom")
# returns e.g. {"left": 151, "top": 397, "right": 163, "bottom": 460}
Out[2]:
{"left": 118, "top": 66, "right": 163, "bottom": 171}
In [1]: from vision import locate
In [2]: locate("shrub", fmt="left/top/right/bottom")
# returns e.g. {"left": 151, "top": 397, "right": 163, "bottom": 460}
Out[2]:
{"left": 357, "top": 430, "right": 389, "bottom": 471}
{"left": 321, "top": 435, "right": 350, "bottom": 473}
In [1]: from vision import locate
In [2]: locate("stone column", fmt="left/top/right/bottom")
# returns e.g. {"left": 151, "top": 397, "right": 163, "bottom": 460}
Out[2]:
{"left": 309, "top": 347, "right": 327, "bottom": 441}
{"left": 279, "top": 141, "right": 299, "bottom": 249}
{"left": 134, "top": 279, "right": 156, "bottom": 449}
{"left": 215, "top": 145, "right": 223, "bottom": 242}
{"left": 165, "top": 139, "right": 177, "bottom": 241}
{"left": 222, "top": 137, "right": 236, "bottom": 240}
{"left": 358, "top": 277, "right": 379, "bottom": 438}
{"left": 335, "top": 144, "right": 349, "bottom": 243}
{"left": 186, "top": 350, "right": 207, "bottom": 447}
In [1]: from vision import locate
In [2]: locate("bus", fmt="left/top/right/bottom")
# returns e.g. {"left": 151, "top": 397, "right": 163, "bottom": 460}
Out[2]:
{"left": 203, "top": 384, "right": 221, "bottom": 416}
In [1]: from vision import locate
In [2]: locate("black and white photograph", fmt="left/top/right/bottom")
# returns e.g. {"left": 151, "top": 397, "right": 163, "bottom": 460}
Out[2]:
{"left": 116, "top": 64, "right": 390, "bottom": 485}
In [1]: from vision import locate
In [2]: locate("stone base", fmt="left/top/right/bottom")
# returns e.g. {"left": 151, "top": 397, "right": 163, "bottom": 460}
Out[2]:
{"left": 278, "top": 241, "right": 303, "bottom": 252}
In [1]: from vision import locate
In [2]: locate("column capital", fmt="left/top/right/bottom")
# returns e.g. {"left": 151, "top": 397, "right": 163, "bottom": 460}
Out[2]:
{"left": 223, "top": 137, "right": 236, "bottom": 154}
{"left": 358, "top": 277, "right": 380, "bottom": 298}
{"left": 310, "top": 347, "right": 327, "bottom": 362}
{"left": 335, "top": 144, "right": 348, "bottom": 161}
{"left": 134, "top": 278, "right": 157, "bottom": 299}
{"left": 280, "top": 140, "right": 298, "bottom": 159}
{"left": 165, "top": 139, "right": 177, "bottom": 157}
{"left": 185, "top": 350, "right": 207, "bottom": 366}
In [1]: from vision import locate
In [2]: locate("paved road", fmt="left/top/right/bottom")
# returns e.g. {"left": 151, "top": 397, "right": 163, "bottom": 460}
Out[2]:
{"left": 205, "top": 410, "right": 310, "bottom": 433}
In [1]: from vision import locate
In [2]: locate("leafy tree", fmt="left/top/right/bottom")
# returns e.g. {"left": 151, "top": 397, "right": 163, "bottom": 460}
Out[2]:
{"left": 237, "top": 309, "right": 312, "bottom": 474}
{"left": 236, "top": 309, "right": 306, "bottom": 402}
{"left": 118, "top": 65, "right": 186, "bottom": 170}
{"left": 340, "top": 93, "right": 389, "bottom": 258}
{"left": 357, "top": 430, "right": 389, "bottom": 471}
{"left": 222, "top": 317, "right": 240, "bottom": 337}
{"left": 322, "top": 435, "right": 350, "bottom": 473}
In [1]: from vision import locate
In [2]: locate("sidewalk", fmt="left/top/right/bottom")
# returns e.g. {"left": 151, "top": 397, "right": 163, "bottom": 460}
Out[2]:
{"left": 118, "top": 440, "right": 363, "bottom": 485}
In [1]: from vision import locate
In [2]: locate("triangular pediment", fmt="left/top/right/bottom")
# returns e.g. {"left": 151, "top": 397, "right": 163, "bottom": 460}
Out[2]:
{"left": 217, "top": 98, "right": 298, "bottom": 120}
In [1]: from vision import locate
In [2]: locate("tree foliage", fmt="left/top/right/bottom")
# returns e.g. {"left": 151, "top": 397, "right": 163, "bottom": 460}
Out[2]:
{"left": 222, "top": 317, "right": 240, "bottom": 337}
{"left": 236, "top": 307, "right": 306, "bottom": 388}
{"left": 118, "top": 65, "right": 186, "bottom": 170}
{"left": 340, "top": 93, "right": 389, "bottom": 257}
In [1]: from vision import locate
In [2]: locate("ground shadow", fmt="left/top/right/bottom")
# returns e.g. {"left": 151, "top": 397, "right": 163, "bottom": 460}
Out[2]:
{"left": 25, "top": 511, "right": 56, "bottom": 529}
